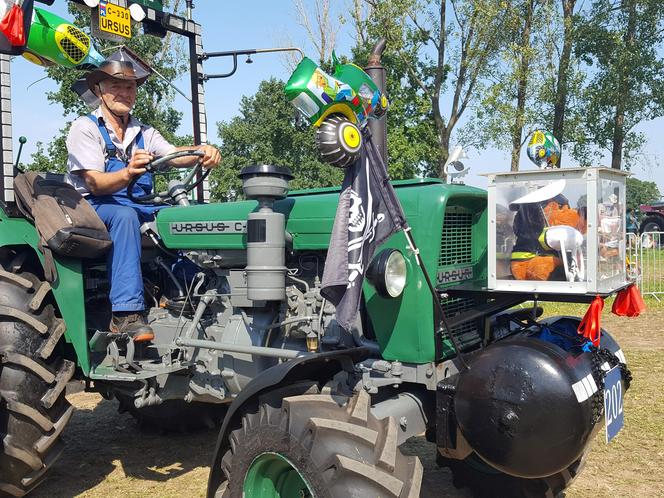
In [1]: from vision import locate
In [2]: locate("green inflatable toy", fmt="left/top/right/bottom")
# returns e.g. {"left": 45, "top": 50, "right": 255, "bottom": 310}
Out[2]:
{"left": 285, "top": 53, "right": 388, "bottom": 167}
{"left": 23, "top": 7, "right": 104, "bottom": 69}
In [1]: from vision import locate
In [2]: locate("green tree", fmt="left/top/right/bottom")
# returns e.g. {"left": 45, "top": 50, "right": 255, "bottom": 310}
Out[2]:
{"left": 551, "top": 0, "right": 578, "bottom": 157}
{"left": 465, "top": 0, "right": 555, "bottom": 171}
{"left": 626, "top": 177, "right": 660, "bottom": 212}
{"left": 212, "top": 78, "right": 343, "bottom": 201}
{"left": 574, "top": 0, "right": 664, "bottom": 170}
{"left": 19, "top": 126, "right": 70, "bottom": 173}
{"left": 352, "top": 0, "right": 510, "bottom": 178}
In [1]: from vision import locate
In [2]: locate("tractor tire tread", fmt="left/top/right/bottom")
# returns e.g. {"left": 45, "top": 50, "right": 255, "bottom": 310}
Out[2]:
{"left": 4, "top": 400, "right": 53, "bottom": 432}
{"left": 40, "top": 359, "right": 75, "bottom": 409}
{"left": 0, "top": 266, "right": 71, "bottom": 497}
{"left": 34, "top": 405, "right": 73, "bottom": 456}
{"left": 0, "top": 306, "right": 48, "bottom": 335}
{"left": 0, "top": 352, "right": 55, "bottom": 384}
{"left": 37, "top": 319, "right": 66, "bottom": 360}
{"left": 20, "top": 441, "right": 64, "bottom": 488}
{"left": 217, "top": 388, "right": 422, "bottom": 498}
{"left": 334, "top": 453, "right": 405, "bottom": 495}
{"left": 0, "top": 482, "right": 24, "bottom": 497}
{"left": 29, "top": 282, "right": 51, "bottom": 312}
{"left": 0, "top": 270, "right": 32, "bottom": 290}
{"left": 2, "top": 441, "right": 42, "bottom": 471}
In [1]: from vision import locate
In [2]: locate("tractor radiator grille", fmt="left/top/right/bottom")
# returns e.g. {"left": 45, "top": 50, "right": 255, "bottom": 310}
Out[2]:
{"left": 439, "top": 207, "right": 473, "bottom": 266}
{"left": 439, "top": 296, "right": 483, "bottom": 353}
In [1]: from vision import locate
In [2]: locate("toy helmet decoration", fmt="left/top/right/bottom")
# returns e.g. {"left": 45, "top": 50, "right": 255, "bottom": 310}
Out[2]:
{"left": 527, "top": 130, "right": 561, "bottom": 169}
{"left": 284, "top": 52, "right": 388, "bottom": 168}
{"left": 85, "top": 47, "right": 151, "bottom": 92}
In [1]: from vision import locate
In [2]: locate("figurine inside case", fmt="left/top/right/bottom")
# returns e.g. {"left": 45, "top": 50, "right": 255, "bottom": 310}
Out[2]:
{"left": 487, "top": 167, "right": 629, "bottom": 295}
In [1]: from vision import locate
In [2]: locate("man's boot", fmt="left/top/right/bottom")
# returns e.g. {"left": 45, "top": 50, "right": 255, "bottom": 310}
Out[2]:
{"left": 110, "top": 312, "right": 154, "bottom": 342}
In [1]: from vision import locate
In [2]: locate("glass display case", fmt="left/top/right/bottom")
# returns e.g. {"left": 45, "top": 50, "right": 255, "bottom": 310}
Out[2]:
{"left": 487, "top": 168, "right": 629, "bottom": 295}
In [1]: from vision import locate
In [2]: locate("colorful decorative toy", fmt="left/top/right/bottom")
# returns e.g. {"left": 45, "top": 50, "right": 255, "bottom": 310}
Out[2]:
{"left": 22, "top": 7, "right": 104, "bottom": 69}
{"left": 509, "top": 180, "right": 586, "bottom": 282}
{"left": 285, "top": 52, "right": 388, "bottom": 167}
{"left": 527, "top": 130, "right": 561, "bottom": 169}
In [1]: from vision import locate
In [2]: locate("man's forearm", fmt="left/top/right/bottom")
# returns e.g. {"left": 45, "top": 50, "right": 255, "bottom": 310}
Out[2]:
{"left": 168, "top": 145, "right": 206, "bottom": 168}
{"left": 80, "top": 168, "right": 131, "bottom": 196}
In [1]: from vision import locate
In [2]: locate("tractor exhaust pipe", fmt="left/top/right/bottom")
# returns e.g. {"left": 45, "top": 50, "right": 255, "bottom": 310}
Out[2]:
{"left": 365, "top": 39, "right": 387, "bottom": 164}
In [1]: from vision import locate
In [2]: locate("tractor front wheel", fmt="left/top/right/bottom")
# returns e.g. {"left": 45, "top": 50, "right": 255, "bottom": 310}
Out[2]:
{"left": 0, "top": 263, "right": 73, "bottom": 497}
{"left": 216, "top": 389, "right": 422, "bottom": 498}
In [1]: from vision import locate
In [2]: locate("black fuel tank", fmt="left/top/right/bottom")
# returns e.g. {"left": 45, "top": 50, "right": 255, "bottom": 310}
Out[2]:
{"left": 453, "top": 337, "right": 602, "bottom": 478}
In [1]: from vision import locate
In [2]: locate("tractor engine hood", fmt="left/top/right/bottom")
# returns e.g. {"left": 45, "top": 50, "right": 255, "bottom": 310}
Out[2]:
{"left": 155, "top": 179, "right": 486, "bottom": 252}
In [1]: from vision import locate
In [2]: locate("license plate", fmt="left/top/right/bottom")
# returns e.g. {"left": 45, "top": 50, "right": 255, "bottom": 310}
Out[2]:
{"left": 604, "top": 366, "right": 624, "bottom": 443}
{"left": 99, "top": 0, "right": 132, "bottom": 40}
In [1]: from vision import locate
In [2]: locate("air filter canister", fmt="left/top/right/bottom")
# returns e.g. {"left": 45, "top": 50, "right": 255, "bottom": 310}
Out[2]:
{"left": 239, "top": 165, "right": 293, "bottom": 301}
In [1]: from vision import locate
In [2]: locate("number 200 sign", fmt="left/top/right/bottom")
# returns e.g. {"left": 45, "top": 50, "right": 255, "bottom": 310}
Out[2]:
{"left": 603, "top": 366, "right": 624, "bottom": 443}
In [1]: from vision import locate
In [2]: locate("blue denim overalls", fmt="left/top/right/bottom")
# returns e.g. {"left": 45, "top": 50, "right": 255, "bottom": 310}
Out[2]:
{"left": 86, "top": 115, "right": 163, "bottom": 312}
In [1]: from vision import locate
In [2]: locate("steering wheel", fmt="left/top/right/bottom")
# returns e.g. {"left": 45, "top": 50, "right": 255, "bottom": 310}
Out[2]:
{"left": 127, "top": 149, "right": 208, "bottom": 205}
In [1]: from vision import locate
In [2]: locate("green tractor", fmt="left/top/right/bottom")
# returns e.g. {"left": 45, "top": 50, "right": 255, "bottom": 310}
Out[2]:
{"left": 0, "top": 2, "right": 631, "bottom": 498}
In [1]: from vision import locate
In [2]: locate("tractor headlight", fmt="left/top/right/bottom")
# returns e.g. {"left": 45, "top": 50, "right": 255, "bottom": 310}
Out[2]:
{"left": 368, "top": 249, "right": 407, "bottom": 298}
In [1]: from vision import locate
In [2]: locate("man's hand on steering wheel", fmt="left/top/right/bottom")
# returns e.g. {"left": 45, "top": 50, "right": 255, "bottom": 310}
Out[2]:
{"left": 127, "top": 149, "right": 209, "bottom": 204}
{"left": 198, "top": 144, "right": 221, "bottom": 169}
{"left": 125, "top": 149, "right": 153, "bottom": 181}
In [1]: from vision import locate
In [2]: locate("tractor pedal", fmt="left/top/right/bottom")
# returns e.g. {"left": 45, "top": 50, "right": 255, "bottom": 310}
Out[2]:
{"left": 89, "top": 330, "right": 133, "bottom": 352}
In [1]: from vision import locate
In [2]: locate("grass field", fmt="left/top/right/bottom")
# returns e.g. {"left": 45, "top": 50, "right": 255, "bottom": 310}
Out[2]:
{"left": 32, "top": 300, "right": 664, "bottom": 497}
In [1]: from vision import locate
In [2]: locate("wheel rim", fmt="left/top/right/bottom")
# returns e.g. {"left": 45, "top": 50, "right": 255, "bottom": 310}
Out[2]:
{"left": 243, "top": 452, "right": 314, "bottom": 497}
{"left": 341, "top": 122, "right": 361, "bottom": 150}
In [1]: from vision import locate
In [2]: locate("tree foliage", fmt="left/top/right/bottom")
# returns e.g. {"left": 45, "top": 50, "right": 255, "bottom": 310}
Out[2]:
{"left": 573, "top": 0, "right": 664, "bottom": 169}
{"left": 352, "top": 0, "right": 510, "bottom": 178}
{"left": 212, "top": 78, "right": 343, "bottom": 201}
{"left": 464, "top": 0, "right": 555, "bottom": 171}
{"left": 626, "top": 177, "right": 660, "bottom": 212}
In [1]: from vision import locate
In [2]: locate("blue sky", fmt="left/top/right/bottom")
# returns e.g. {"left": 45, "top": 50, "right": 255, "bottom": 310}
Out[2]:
{"left": 10, "top": 0, "right": 664, "bottom": 194}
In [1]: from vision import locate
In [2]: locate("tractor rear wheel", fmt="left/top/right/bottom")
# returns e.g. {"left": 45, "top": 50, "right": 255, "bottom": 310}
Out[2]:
{"left": 0, "top": 264, "right": 73, "bottom": 497}
{"left": 442, "top": 453, "right": 585, "bottom": 498}
{"left": 215, "top": 389, "right": 422, "bottom": 498}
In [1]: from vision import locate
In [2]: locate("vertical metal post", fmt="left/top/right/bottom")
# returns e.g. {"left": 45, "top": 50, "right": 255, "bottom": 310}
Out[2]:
{"left": 0, "top": 55, "right": 13, "bottom": 203}
{"left": 188, "top": 21, "right": 209, "bottom": 202}
{"left": 365, "top": 39, "right": 387, "bottom": 164}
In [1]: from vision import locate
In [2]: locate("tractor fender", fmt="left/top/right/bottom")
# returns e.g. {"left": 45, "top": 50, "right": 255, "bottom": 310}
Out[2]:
{"left": 206, "top": 347, "right": 371, "bottom": 497}
{"left": 0, "top": 215, "right": 89, "bottom": 374}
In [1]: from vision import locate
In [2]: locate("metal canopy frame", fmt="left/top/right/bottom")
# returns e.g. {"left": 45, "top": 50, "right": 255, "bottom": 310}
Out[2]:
{"left": 1, "top": 0, "right": 210, "bottom": 205}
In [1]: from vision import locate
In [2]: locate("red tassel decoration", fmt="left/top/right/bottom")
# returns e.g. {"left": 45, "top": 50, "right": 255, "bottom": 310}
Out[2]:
{"left": 577, "top": 295, "right": 604, "bottom": 347}
{"left": 0, "top": 1, "right": 25, "bottom": 47}
{"left": 612, "top": 284, "right": 646, "bottom": 317}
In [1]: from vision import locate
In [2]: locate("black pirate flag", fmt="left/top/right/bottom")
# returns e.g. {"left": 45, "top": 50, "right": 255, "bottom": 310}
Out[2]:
{"left": 321, "top": 129, "right": 408, "bottom": 331}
